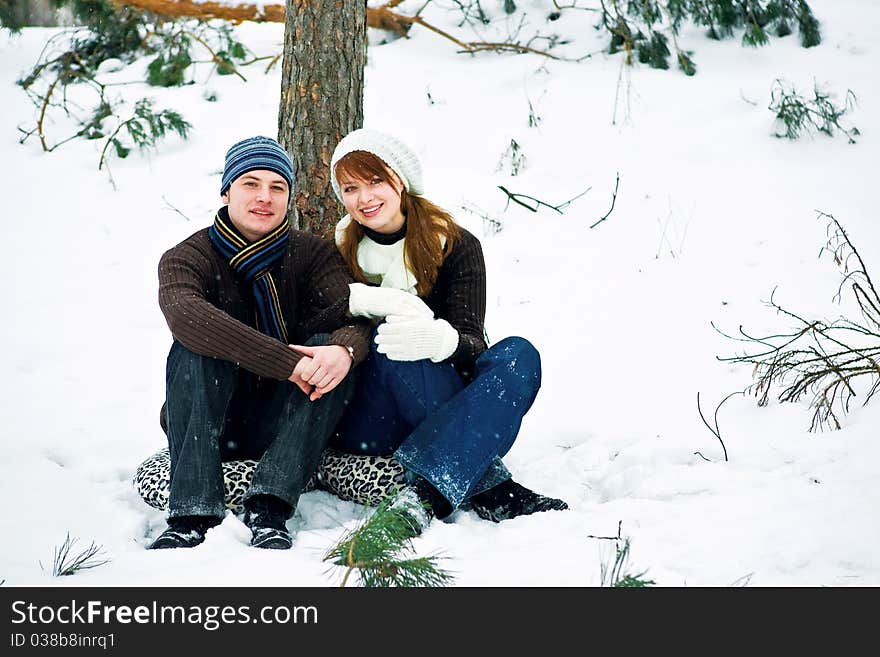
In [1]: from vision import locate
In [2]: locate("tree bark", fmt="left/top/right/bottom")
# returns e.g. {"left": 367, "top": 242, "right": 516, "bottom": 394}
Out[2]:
{"left": 277, "top": 1, "right": 366, "bottom": 235}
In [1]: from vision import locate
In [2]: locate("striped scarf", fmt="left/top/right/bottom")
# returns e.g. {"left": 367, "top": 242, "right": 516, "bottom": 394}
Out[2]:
{"left": 208, "top": 207, "right": 290, "bottom": 343}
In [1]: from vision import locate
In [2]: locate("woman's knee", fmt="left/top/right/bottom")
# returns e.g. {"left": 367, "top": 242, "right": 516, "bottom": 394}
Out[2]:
{"left": 495, "top": 336, "right": 541, "bottom": 371}
{"left": 487, "top": 336, "right": 542, "bottom": 392}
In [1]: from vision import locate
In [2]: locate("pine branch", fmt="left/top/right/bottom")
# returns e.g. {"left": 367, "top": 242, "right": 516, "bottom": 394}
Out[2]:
{"left": 98, "top": 98, "right": 191, "bottom": 171}
{"left": 357, "top": 556, "right": 454, "bottom": 588}
{"left": 769, "top": 79, "right": 860, "bottom": 143}
{"left": 324, "top": 496, "right": 453, "bottom": 588}
{"left": 183, "top": 28, "right": 247, "bottom": 82}
{"left": 716, "top": 213, "right": 880, "bottom": 431}
{"left": 594, "top": 0, "right": 820, "bottom": 75}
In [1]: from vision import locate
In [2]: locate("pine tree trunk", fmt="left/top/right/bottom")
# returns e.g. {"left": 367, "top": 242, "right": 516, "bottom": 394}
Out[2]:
{"left": 277, "top": 1, "right": 366, "bottom": 235}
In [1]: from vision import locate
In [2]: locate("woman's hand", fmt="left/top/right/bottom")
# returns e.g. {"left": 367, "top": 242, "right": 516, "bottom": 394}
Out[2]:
{"left": 375, "top": 315, "right": 459, "bottom": 362}
{"left": 348, "top": 282, "right": 433, "bottom": 319}
{"left": 288, "top": 344, "right": 353, "bottom": 401}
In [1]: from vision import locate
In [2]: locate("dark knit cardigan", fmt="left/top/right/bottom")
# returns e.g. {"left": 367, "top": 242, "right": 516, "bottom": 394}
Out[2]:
{"left": 159, "top": 227, "right": 371, "bottom": 381}
{"left": 421, "top": 227, "right": 488, "bottom": 375}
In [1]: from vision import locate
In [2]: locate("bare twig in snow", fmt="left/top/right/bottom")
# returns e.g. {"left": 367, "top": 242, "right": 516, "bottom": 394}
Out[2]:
{"left": 162, "top": 196, "right": 192, "bottom": 222}
{"left": 587, "top": 520, "right": 623, "bottom": 541}
{"left": 590, "top": 172, "right": 619, "bottom": 229}
{"left": 498, "top": 185, "right": 591, "bottom": 214}
{"left": 43, "top": 533, "right": 110, "bottom": 577}
{"left": 696, "top": 390, "right": 742, "bottom": 461}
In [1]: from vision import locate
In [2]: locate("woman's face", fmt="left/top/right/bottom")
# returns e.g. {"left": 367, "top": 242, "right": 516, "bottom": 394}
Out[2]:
{"left": 338, "top": 171, "right": 406, "bottom": 234}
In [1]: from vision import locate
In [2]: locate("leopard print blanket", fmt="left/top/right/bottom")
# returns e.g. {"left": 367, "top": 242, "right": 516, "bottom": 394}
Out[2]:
{"left": 134, "top": 448, "right": 406, "bottom": 513}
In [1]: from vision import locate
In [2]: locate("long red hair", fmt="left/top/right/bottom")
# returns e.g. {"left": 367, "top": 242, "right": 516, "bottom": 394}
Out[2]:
{"left": 334, "top": 150, "right": 460, "bottom": 298}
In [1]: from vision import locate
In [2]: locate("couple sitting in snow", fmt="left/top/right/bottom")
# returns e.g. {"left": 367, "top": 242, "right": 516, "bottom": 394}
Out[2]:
{"left": 149, "top": 131, "right": 567, "bottom": 551}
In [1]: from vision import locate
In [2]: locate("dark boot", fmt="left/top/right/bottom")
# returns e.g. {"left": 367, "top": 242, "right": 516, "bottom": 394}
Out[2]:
{"left": 387, "top": 475, "right": 451, "bottom": 538}
{"left": 469, "top": 479, "right": 568, "bottom": 523}
{"left": 388, "top": 488, "right": 433, "bottom": 539}
{"left": 244, "top": 494, "right": 293, "bottom": 550}
{"left": 148, "top": 516, "right": 220, "bottom": 549}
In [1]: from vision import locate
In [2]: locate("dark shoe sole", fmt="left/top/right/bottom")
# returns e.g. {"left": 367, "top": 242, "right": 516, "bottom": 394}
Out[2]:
{"left": 147, "top": 529, "right": 206, "bottom": 549}
{"left": 251, "top": 528, "right": 293, "bottom": 550}
{"left": 472, "top": 499, "right": 569, "bottom": 523}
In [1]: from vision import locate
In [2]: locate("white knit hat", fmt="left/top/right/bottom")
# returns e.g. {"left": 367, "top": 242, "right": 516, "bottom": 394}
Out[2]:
{"left": 330, "top": 128, "right": 424, "bottom": 201}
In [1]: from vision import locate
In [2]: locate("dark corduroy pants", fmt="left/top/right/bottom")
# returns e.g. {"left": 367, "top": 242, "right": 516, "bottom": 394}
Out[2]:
{"left": 163, "top": 334, "right": 354, "bottom": 519}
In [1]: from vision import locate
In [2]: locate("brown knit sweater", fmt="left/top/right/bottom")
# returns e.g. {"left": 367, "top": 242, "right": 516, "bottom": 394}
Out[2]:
{"left": 423, "top": 227, "right": 488, "bottom": 374}
{"left": 159, "top": 227, "right": 370, "bottom": 380}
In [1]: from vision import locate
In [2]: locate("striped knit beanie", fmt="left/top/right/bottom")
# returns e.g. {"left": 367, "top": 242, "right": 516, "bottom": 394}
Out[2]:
{"left": 330, "top": 128, "right": 424, "bottom": 202}
{"left": 220, "top": 136, "right": 294, "bottom": 195}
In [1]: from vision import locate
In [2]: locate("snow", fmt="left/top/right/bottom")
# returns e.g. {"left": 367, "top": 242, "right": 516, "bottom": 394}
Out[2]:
{"left": 1, "top": 0, "right": 878, "bottom": 587}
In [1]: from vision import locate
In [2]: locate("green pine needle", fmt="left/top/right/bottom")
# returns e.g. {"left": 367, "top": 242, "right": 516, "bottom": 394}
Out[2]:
{"left": 796, "top": 4, "right": 821, "bottom": 47}
{"left": 597, "top": 0, "right": 821, "bottom": 76}
{"left": 600, "top": 537, "right": 655, "bottom": 588}
{"left": 614, "top": 573, "right": 657, "bottom": 588}
{"left": 98, "top": 98, "right": 191, "bottom": 171}
{"left": 146, "top": 50, "right": 193, "bottom": 87}
{"left": 742, "top": 23, "right": 770, "bottom": 47}
{"left": 769, "top": 79, "right": 859, "bottom": 143}
{"left": 324, "top": 495, "right": 453, "bottom": 588}
{"left": 677, "top": 50, "right": 697, "bottom": 76}
{"left": 358, "top": 556, "right": 455, "bottom": 588}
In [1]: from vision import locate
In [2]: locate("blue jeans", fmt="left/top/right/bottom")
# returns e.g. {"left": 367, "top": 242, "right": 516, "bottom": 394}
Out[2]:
{"left": 332, "top": 334, "right": 541, "bottom": 510}
{"left": 163, "top": 335, "right": 354, "bottom": 520}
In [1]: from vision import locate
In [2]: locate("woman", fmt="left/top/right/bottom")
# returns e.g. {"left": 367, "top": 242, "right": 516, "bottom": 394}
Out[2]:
{"left": 329, "top": 128, "right": 567, "bottom": 532}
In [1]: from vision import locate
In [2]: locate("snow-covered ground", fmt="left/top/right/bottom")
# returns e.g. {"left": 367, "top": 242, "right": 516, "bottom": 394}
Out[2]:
{"left": 1, "top": 0, "right": 877, "bottom": 586}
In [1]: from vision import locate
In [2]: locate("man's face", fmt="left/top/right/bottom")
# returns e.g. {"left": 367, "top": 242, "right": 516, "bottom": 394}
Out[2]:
{"left": 222, "top": 170, "right": 289, "bottom": 242}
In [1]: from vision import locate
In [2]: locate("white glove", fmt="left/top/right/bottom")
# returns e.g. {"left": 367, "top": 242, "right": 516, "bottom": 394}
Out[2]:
{"left": 348, "top": 282, "right": 434, "bottom": 320}
{"left": 375, "top": 314, "right": 459, "bottom": 362}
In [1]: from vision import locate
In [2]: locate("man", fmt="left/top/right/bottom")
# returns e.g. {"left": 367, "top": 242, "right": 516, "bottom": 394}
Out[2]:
{"left": 150, "top": 136, "right": 370, "bottom": 550}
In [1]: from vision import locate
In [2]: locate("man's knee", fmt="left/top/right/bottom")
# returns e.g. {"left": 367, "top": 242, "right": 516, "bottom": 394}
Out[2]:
{"left": 167, "top": 341, "right": 236, "bottom": 383}
{"left": 159, "top": 401, "right": 168, "bottom": 434}
{"left": 164, "top": 342, "right": 238, "bottom": 432}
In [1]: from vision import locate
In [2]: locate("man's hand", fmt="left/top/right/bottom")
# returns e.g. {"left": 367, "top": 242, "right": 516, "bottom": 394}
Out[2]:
{"left": 288, "top": 356, "right": 315, "bottom": 397}
{"left": 288, "top": 344, "right": 353, "bottom": 401}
